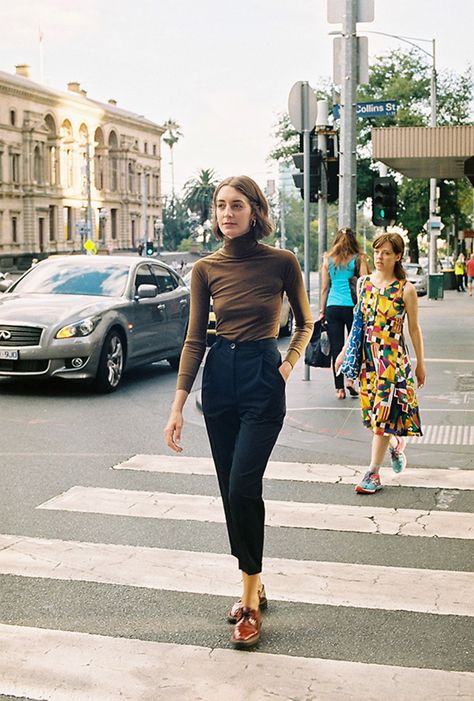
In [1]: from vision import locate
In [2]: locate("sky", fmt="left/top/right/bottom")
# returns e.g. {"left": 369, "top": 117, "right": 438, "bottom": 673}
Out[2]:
{"left": 0, "top": 0, "right": 473, "bottom": 196}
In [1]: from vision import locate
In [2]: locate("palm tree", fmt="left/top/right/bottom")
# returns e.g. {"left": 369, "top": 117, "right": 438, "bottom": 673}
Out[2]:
{"left": 183, "top": 168, "right": 219, "bottom": 249}
{"left": 163, "top": 119, "right": 183, "bottom": 195}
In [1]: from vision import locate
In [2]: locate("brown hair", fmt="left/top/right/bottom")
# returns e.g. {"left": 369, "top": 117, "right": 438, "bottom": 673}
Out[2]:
{"left": 372, "top": 232, "right": 406, "bottom": 280}
{"left": 212, "top": 175, "right": 274, "bottom": 241}
{"left": 327, "top": 227, "right": 361, "bottom": 267}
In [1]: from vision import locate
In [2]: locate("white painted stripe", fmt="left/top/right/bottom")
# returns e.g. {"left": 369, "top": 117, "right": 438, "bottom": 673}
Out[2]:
{"left": 424, "top": 357, "right": 474, "bottom": 363}
{"left": 2, "top": 624, "right": 473, "bottom": 701}
{"left": 113, "top": 454, "right": 474, "bottom": 490}
{"left": 407, "top": 425, "right": 474, "bottom": 446}
{"left": 0, "top": 534, "right": 472, "bottom": 616}
{"left": 0, "top": 625, "right": 474, "bottom": 701}
{"left": 288, "top": 406, "right": 474, "bottom": 412}
{"left": 464, "top": 425, "right": 470, "bottom": 445}
{"left": 38, "top": 486, "right": 474, "bottom": 540}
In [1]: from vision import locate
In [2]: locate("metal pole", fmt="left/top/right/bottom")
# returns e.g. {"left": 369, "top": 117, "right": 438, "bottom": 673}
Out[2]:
{"left": 142, "top": 171, "right": 148, "bottom": 248}
{"left": 302, "top": 82, "right": 311, "bottom": 381}
{"left": 86, "top": 140, "right": 93, "bottom": 241}
{"left": 339, "top": 0, "right": 357, "bottom": 230}
{"left": 279, "top": 165, "right": 287, "bottom": 249}
{"left": 428, "top": 39, "right": 438, "bottom": 280}
{"left": 317, "top": 100, "right": 328, "bottom": 307}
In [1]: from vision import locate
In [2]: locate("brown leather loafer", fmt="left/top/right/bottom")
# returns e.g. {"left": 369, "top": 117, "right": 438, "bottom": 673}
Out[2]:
{"left": 231, "top": 607, "right": 262, "bottom": 647}
{"left": 227, "top": 585, "right": 268, "bottom": 623}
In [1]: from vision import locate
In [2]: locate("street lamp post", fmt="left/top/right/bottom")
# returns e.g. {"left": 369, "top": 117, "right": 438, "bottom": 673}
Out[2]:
{"left": 361, "top": 31, "right": 437, "bottom": 273}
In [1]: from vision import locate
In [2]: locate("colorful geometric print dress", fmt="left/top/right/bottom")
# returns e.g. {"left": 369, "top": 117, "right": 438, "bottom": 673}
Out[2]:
{"left": 358, "top": 276, "right": 422, "bottom": 437}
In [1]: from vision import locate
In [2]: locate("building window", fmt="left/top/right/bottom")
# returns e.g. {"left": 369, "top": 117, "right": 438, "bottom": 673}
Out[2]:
{"left": 48, "top": 146, "right": 57, "bottom": 185}
{"left": 11, "top": 153, "right": 20, "bottom": 183}
{"left": 144, "top": 142, "right": 148, "bottom": 154}
{"left": 111, "top": 208, "right": 117, "bottom": 240}
{"left": 128, "top": 161, "right": 135, "bottom": 192}
{"left": 110, "top": 156, "right": 118, "bottom": 192}
{"left": 0, "top": 151, "right": 3, "bottom": 184}
{"left": 152, "top": 144, "right": 156, "bottom": 156}
{"left": 131, "top": 217, "right": 136, "bottom": 248}
{"left": 63, "top": 206, "right": 72, "bottom": 241}
{"left": 11, "top": 216, "right": 18, "bottom": 243}
{"left": 94, "top": 154, "right": 103, "bottom": 190}
{"left": 98, "top": 210, "right": 106, "bottom": 241}
{"left": 66, "top": 148, "right": 74, "bottom": 187}
{"left": 49, "top": 205, "right": 56, "bottom": 241}
{"left": 33, "top": 145, "right": 43, "bottom": 184}
{"left": 10, "top": 109, "right": 16, "bottom": 126}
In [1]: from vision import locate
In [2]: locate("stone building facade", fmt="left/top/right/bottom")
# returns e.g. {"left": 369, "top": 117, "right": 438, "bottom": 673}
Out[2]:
{"left": 0, "top": 65, "right": 164, "bottom": 267}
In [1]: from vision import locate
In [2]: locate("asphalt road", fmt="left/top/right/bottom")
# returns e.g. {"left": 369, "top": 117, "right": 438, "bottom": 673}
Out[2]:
{"left": 0, "top": 286, "right": 473, "bottom": 699}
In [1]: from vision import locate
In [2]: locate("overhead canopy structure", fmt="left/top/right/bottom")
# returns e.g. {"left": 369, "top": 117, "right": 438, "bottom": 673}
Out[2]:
{"left": 372, "top": 125, "right": 474, "bottom": 185}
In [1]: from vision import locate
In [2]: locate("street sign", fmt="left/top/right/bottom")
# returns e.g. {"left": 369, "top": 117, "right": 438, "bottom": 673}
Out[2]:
{"left": 288, "top": 81, "right": 317, "bottom": 133}
{"left": 333, "top": 100, "right": 398, "bottom": 120}
{"left": 84, "top": 239, "right": 97, "bottom": 255}
{"left": 424, "top": 216, "right": 444, "bottom": 231}
{"left": 333, "top": 36, "right": 369, "bottom": 85}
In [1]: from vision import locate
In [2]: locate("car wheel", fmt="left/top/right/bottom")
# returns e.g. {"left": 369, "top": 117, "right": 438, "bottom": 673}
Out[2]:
{"left": 279, "top": 309, "right": 294, "bottom": 337}
{"left": 93, "top": 329, "right": 125, "bottom": 393}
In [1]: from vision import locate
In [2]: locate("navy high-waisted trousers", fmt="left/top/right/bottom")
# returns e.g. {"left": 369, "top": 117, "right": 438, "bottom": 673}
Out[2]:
{"left": 202, "top": 337, "right": 286, "bottom": 575}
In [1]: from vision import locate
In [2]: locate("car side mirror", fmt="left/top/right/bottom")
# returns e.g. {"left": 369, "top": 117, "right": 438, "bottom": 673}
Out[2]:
{"left": 0, "top": 278, "right": 14, "bottom": 293}
{"left": 136, "top": 283, "right": 158, "bottom": 299}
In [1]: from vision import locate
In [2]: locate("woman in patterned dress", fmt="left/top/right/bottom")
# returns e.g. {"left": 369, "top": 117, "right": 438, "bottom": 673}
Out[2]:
{"left": 335, "top": 232, "right": 426, "bottom": 494}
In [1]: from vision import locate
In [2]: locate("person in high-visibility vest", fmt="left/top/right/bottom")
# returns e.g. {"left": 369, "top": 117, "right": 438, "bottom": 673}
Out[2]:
{"left": 455, "top": 254, "right": 466, "bottom": 292}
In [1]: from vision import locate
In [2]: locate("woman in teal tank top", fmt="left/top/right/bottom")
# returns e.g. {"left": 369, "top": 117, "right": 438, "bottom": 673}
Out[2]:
{"left": 320, "top": 228, "right": 369, "bottom": 398}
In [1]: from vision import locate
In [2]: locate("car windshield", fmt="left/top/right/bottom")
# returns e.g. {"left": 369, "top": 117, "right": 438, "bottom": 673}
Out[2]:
{"left": 406, "top": 265, "right": 422, "bottom": 275}
{"left": 10, "top": 262, "right": 130, "bottom": 297}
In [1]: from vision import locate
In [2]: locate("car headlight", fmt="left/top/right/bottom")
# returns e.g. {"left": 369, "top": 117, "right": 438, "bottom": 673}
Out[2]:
{"left": 55, "top": 315, "right": 101, "bottom": 339}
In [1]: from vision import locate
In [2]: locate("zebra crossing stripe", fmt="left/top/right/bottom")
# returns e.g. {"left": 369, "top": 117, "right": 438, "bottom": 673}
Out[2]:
{"left": 407, "top": 425, "right": 474, "bottom": 445}
{"left": 0, "top": 534, "right": 472, "bottom": 616}
{"left": 37, "top": 486, "right": 474, "bottom": 540}
{"left": 113, "top": 454, "right": 474, "bottom": 490}
{"left": 1, "top": 624, "right": 473, "bottom": 701}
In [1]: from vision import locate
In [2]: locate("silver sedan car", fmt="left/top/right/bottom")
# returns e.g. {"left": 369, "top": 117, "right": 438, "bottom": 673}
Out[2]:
{"left": 0, "top": 255, "right": 190, "bottom": 392}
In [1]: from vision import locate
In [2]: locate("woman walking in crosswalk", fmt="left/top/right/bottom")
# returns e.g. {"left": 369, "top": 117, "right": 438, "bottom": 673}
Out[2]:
{"left": 164, "top": 175, "right": 313, "bottom": 647}
{"left": 335, "top": 232, "right": 425, "bottom": 494}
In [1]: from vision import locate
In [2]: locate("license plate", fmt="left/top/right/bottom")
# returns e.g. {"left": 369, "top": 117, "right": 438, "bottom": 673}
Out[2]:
{"left": 0, "top": 348, "right": 19, "bottom": 360}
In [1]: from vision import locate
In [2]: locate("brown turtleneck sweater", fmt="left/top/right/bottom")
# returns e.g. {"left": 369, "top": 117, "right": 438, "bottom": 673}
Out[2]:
{"left": 177, "top": 233, "right": 314, "bottom": 393}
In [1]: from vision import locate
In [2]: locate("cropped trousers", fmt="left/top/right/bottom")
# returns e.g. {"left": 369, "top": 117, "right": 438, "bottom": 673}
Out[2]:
{"left": 201, "top": 337, "right": 286, "bottom": 575}
{"left": 325, "top": 305, "right": 354, "bottom": 390}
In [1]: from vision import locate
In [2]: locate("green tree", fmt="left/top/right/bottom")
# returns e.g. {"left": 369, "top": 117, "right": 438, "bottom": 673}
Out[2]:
{"left": 183, "top": 168, "right": 219, "bottom": 249}
{"left": 163, "top": 119, "right": 183, "bottom": 195}
{"left": 269, "top": 49, "right": 474, "bottom": 262}
{"left": 162, "top": 195, "right": 193, "bottom": 251}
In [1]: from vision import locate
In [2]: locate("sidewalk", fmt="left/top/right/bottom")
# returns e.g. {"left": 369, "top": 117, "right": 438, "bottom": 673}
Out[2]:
{"left": 278, "top": 289, "right": 474, "bottom": 469}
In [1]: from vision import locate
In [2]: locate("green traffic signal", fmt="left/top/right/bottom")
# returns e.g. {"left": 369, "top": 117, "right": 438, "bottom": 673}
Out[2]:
{"left": 372, "top": 177, "right": 397, "bottom": 226}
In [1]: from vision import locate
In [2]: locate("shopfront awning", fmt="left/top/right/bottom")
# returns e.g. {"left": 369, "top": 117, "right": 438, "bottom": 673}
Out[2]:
{"left": 371, "top": 125, "right": 474, "bottom": 184}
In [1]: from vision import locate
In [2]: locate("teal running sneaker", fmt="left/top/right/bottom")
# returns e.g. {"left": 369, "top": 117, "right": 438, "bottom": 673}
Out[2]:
{"left": 355, "top": 471, "right": 383, "bottom": 494}
{"left": 389, "top": 436, "right": 407, "bottom": 474}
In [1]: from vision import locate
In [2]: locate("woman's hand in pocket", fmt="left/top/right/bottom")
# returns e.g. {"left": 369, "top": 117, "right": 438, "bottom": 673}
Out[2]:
{"left": 278, "top": 360, "right": 293, "bottom": 383}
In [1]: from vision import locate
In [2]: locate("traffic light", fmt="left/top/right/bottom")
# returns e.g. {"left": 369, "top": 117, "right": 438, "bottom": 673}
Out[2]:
{"left": 326, "top": 159, "right": 339, "bottom": 203}
{"left": 145, "top": 241, "right": 154, "bottom": 256}
{"left": 292, "top": 150, "right": 321, "bottom": 202}
{"left": 372, "top": 176, "right": 397, "bottom": 226}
